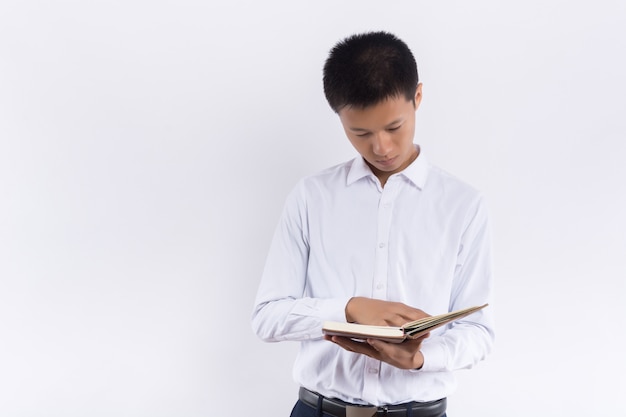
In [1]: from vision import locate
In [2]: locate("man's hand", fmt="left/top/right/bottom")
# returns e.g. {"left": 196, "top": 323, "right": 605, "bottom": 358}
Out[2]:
{"left": 345, "top": 297, "right": 430, "bottom": 326}
{"left": 325, "top": 334, "right": 428, "bottom": 370}
{"left": 329, "top": 297, "right": 432, "bottom": 369}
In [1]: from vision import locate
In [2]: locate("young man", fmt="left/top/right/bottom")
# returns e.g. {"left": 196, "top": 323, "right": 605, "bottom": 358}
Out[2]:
{"left": 252, "top": 31, "right": 495, "bottom": 417}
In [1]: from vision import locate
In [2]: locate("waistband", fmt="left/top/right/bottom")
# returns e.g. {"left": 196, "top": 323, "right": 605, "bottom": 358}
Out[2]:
{"left": 298, "top": 387, "right": 447, "bottom": 417}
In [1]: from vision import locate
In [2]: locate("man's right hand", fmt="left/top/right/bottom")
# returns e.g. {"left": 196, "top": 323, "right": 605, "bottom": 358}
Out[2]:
{"left": 345, "top": 297, "right": 430, "bottom": 327}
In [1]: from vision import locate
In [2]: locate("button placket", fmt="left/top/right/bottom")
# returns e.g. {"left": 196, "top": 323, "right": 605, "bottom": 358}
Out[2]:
{"left": 363, "top": 182, "right": 397, "bottom": 401}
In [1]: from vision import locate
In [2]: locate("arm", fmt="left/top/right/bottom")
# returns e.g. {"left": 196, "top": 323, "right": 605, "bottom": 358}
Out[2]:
{"left": 419, "top": 194, "right": 495, "bottom": 372}
{"left": 251, "top": 183, "right": 350, "bottom": 342}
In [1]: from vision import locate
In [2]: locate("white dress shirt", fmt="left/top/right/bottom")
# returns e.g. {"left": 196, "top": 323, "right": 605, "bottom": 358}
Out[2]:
{"left": 251, "top": 147, "right": 495, "bottom": 405}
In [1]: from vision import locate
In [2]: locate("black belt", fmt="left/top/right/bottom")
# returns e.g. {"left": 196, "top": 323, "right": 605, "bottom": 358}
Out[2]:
{"left": 298, "top": 387, "right": 447, "bottom": 417}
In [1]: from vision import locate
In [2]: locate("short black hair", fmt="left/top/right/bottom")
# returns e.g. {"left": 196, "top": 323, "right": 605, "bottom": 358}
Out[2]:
{"left": 323, "top": 31, "right": 419, "bottom": 113}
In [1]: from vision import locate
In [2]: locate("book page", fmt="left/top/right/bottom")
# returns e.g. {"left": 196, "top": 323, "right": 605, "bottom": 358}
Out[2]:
{"left": 322, "top": 321, "right": 406, "bottom": 343}
{"left": 322, "top": 304, "right": 488, "bottom": 343}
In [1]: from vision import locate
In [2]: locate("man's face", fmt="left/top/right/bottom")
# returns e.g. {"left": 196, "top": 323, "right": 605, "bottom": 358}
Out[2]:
{"left": 338, "top": 85, "right": 422, "bottom": 185}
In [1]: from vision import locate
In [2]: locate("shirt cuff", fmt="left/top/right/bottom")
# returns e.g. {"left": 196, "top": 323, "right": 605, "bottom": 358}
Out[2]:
{"left": 415, "top": 339, "right": 447, "bottom": 372}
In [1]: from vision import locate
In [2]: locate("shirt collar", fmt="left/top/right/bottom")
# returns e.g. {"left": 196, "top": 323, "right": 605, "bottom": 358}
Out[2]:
{"left": 346, "top": 145, "right": 429, "bottom": 189}
{"left": 346, "top": 156, "right": 374, "bottom": 185}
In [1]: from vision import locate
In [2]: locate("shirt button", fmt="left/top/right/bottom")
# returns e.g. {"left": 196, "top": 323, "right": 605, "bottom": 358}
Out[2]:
{"left": 376, "top": 283, "right": 384, "bottom": 290}
{"left": 368, "top": 368, "right": 379, "bottom": 374}
{"left": 378, "top": 242, "right": 385, "bottom": 248}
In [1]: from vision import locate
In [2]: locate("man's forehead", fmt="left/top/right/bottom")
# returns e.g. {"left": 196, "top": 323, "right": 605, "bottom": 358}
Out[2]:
{"left": 338, "top": 97, "right": 415, "bottom": 128}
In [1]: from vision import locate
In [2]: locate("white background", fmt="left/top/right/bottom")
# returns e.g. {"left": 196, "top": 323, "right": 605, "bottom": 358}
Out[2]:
{"left": 1, "top": 1, "right": 625, "bottom": 416}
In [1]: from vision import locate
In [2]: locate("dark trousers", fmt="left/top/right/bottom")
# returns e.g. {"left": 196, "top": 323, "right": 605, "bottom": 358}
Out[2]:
{"left": 289, "top": 400, "right": 448, "bottom": 417}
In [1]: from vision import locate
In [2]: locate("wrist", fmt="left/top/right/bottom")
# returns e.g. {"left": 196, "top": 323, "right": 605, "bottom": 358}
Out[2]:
{"left": 345, "top": 297, "right": 356, "bottom": 322}
{"left": 413, "top": 351, "right": 425, "bottom": 370}
{"left": 345, "top": 296, "right": 368, "bottom": 322}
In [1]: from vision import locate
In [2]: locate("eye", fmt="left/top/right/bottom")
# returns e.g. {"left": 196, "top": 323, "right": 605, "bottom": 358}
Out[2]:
{"left": 387, "top": 125, "right": 401, "bottom": 132}
{"left": 355, "top": 132, "right": 371, "bottom": 137}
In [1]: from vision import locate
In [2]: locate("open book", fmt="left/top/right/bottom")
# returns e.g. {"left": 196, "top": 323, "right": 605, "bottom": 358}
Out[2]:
{"left": 322, "top": 304, "right": 488, "bottom": 343}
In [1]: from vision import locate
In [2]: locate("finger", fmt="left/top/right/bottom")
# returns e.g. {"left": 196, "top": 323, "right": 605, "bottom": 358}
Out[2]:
{"left": 329, "top": 336, "right": 356, "bottom": 352}
{"left": 331, "top": 336, "right": 379, "bottom": 357}
{"left": 366, "top": 338, "right": 386, "bottom": 352}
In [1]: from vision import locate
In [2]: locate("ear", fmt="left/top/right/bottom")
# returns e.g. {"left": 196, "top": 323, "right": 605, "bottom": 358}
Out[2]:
{"left": 413, "top": 83, "right": 423, "bottom": 111}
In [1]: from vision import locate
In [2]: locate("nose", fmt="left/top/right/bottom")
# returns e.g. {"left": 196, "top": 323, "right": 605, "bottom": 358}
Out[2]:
{"left": 372, "top": 132, "right": 393, "bottom": 156}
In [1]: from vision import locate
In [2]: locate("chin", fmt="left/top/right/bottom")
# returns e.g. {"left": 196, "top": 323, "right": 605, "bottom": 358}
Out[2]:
{"left": 378, "top": 163, "right": 401, "bottom": 172}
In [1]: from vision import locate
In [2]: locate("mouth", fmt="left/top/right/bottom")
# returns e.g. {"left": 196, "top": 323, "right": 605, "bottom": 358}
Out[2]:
{"left": 376, "top": 156, "right": 397, "bottom": 167}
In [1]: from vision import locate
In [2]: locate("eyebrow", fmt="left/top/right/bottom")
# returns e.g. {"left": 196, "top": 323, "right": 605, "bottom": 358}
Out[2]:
{"left": 349, "top": 118, "right": 404, "bottom": 132}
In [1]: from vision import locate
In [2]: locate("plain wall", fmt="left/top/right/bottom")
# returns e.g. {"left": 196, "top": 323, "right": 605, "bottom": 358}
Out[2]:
{"left": 1, "top": 1, "right": 625, "bottom": 416}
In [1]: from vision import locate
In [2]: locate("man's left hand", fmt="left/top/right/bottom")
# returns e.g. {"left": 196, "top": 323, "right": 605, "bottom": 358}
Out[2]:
{"left": 325, "top": 334, "right": 428, "bottom": 370}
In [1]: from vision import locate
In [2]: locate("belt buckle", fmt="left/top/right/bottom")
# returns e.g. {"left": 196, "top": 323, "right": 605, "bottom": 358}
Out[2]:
{"left": 345, "top": 405, "right": 378, "bottom": 417}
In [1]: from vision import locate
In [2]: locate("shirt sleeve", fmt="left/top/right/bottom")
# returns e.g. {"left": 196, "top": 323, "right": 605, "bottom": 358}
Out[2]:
{"left": 419, "top": 194, "right": 496, "bottom": 372}
{"left": 251, "top": 181, "right": 351, "bottom": 342}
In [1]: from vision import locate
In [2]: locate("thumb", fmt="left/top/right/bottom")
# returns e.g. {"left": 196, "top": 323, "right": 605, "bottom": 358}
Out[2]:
{"left": 366, "top": 338, "right": 386, "bottom": 352}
